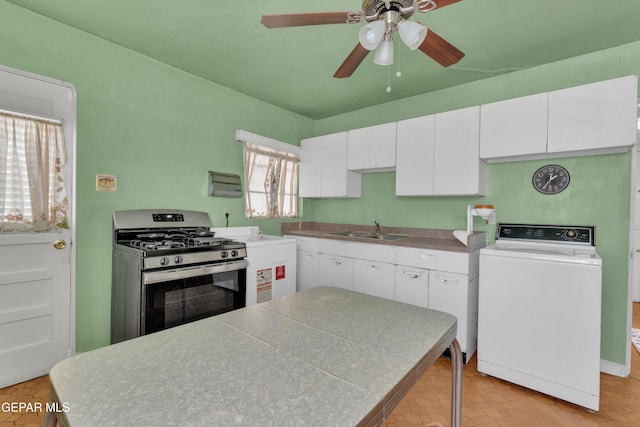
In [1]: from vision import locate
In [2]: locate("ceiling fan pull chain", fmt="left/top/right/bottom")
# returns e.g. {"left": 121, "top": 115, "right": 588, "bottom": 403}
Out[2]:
{"left": 386, "top": 64, "right": 392, "bottom": 93}
{"left": 396, "top": 38, "right": 402, "bottom": 78}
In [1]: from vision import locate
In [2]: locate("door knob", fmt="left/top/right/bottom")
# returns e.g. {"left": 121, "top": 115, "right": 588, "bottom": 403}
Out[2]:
{"left": 53, "top": 239, "right": 66, "bottom": 249}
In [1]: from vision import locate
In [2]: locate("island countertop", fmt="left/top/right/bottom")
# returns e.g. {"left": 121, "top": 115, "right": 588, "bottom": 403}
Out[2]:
{"left": 47, "top": 287, "right": 460, "bottom": 427}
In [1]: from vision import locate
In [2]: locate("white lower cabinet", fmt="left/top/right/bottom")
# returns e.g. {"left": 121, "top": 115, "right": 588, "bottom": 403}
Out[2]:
{"left": 287, "top": 235, "right": 321, "bottom": 292}
{"left": 297, "top": 250, "right": 320, "bottom": 291}
{"left": 428, "top": 270, "right": 477, "bottom": 359}
{"left": 394, "top": 266, "right": 429, "bottom": 308}
{"left": 289, "top": 235, "right": 479, "bottom": 362}
{"left": 320, "top": 253, "right": 354, "bottom": 290}
{"left": 354, "top": 259, "right": 395, "bottom": 300}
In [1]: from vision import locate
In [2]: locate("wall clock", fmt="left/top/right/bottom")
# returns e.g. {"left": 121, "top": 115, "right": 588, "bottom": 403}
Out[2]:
{"left": 532, "top": 164, "right": 570, "bottom": 194}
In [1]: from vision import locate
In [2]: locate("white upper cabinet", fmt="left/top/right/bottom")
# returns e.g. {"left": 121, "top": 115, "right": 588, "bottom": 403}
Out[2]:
{"left": 299, "top": 137, "right": 323, "bottom": 197}
{"left": 300, "top": 132, "right": 361, "bottom": 198}
{"left": 347, "top": 122, "right": 397, "bottom": 172}
{"left": 433, "top": 106, "right": 486, "bottom": 196}
{"left": 480, "top": 92, "right": 549, "bottom": 160}
{"left": 396, "top": 115, "right": 436, "bottom": 195}
{"left": 547, "top": 75, "right": 638, "bottom": 153}
{"left": 479, "top": 75, "right": 638, "bottom": 162}
{"left": 396, "top": 107, "right": 486, "bottom": 196}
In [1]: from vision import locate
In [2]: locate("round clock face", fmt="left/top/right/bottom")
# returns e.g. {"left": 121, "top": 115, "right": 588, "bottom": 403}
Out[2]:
{"left": 532, "top": 165, "right": 570, "bottom": 194}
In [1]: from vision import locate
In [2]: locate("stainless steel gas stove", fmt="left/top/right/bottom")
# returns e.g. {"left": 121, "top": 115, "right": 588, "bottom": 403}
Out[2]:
{"left": 111, "top": 209, "right": 247, "bottom": 343}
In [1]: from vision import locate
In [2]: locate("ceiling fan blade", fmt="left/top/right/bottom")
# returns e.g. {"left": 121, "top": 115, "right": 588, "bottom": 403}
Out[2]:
{"left": 334, "top": 44, "right": 370, "bottom": 78}
{"left": 432, "top": 0, "right": 463, "bottom": 9}
{"left": 417, "top": 29, "right": 465, "bottom": 67}
{"left": 261, "top": 12, "right": 354, "bottom": 28}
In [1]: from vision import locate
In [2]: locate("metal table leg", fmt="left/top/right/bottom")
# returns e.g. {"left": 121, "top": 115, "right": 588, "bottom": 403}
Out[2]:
{"left": 449, "top": 339, "right": 462, "bottom": 427}
{"left": 44, "top": 411, "right": 57, "bottom": 427}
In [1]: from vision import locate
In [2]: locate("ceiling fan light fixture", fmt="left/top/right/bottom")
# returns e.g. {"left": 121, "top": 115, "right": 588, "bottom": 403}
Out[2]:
{"left": 373, "top": 39, "right": 394, "bottom": 65}
{"left": 358, "top": 20, "right": 386, "bottom": 50}
{"left": 398, "top": 20, "right": 427, "bottom": 50}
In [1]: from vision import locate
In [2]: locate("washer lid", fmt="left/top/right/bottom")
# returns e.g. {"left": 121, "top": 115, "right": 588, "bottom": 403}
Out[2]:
{"left": 481, "top": 241, "right": 602, "bottom": 266}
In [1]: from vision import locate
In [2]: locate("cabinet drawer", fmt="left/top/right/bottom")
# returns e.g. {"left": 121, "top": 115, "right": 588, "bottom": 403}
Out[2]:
{"left": 320, "top": 239, "right": 395, "bottom": 263}
{"left": 285, "top": 235, "right": 320, "bottom": 252}
{"left": 395, "top": 246, "right": 469, "bottom": 274}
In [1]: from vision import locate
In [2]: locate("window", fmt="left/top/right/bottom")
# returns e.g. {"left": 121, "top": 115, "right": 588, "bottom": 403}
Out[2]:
{"left": 0, "top": 112, "right": 68, "bottom": 231}
{"left": 243, "top": 142, "right": 299, "bottom": 219}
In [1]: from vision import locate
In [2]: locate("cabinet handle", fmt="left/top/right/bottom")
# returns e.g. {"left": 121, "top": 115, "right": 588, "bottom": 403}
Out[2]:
{"left": 402, "top": 270, "right": 420, "bottom": 279}
{"left": 369, "top": 264, "right": 379, "bottom": 270}
{"left": 420, "top": 253, "right": 436, "bottom": 260}
{"left": 330, "top": 258, "right": 342, "bottom": 266}
{"left": 436, "top": 275, "right": 459, "bottom": 284}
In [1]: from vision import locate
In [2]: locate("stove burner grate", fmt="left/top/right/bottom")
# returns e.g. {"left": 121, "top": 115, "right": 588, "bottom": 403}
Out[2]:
{"left": 130, "top": 240, "right": 187, "bottom": 251}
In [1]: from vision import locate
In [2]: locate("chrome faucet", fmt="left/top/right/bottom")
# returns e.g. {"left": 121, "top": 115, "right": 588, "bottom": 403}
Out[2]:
{"left": 374, "top": 220, "right": 381, "bottom": 234}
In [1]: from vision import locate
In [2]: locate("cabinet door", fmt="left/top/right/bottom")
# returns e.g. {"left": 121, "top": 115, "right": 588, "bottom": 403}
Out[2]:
{"left": 428, "top": 270, "right": 469, "bottom": 353}
{"left": 395, "top": 115, "right": 435, "bottom": 195}
{"left": 297, "top": 250, "right": 320, "bottom": 292}
{"left": 348, "top": 123, "right": 396, "bottom": 171}
{"left": 434, "top": 106, "right": 485, "bottom": 195}
{"left": 347, "top": 127, "right": 370, "bottom": 171}
{"left": 369, "top": 122, "right": 397, "bottom": 170}
{"left": 319, "top": 253, "right": 354, "bottom": 290}
{"left": 548, "top": 76, "right": 638, "bottom": 153}
{"left": 394, "top": 266, "right": 429, "bottom": 308}
{"left": 480, "top": 93, "right": 548, "bottom": 159}
{"left": 299, "top": 137, "right": 323, "bottom": 197}
{"left": 353, "top": 259, "right": 395, "bottom": 300}
{"left": 321, "top": 132, "right": 361, "bottom": 198}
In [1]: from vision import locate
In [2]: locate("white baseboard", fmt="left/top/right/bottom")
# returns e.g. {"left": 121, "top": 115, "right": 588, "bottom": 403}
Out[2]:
{"left": 600, "top": 359, "right": 630, "bottom": 377}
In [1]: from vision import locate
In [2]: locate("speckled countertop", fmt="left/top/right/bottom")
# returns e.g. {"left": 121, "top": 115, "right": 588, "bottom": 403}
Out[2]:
{"left": 49, "top": 287, "right": 457, "bottom": 427}
{"left": 281, "top": 222, "right": 487, "bottom": 253}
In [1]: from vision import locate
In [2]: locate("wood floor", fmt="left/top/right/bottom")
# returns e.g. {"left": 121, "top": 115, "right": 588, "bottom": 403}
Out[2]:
{"left": 2, "top": 303, "right": 640, "bottom": 426}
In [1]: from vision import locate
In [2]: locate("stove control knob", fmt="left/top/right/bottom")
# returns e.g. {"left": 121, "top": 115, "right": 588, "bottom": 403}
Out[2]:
{"left": 160, "top": 257, "right": 169, "bottom": 266}
{"left": 174, "top": 256, "right": 183, "bottom": 264}
{"left": 231, "top": 250, "right": 238, "bottom": 257}
{"left": 220, "top": 251, "right": 228, "bottom": 259}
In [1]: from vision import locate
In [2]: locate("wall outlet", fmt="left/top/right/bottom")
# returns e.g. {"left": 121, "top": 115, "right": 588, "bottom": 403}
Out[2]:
{"left": 223, "top": 208, "right": 229, "bottom": 215}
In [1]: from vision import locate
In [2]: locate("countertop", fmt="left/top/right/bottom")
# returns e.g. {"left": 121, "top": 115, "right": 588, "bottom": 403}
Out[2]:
{"left": 281, "top": 222, "right": 487, "bottom": 253}
{"left": 48, "top": 287, "right": 457, "bottom": 427}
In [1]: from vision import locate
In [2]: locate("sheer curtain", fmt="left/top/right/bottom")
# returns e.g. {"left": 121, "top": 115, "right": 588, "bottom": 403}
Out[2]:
{"left": 243, "top": 142, "right": 299, "bottom": 219}
{"left": 0, "top": 112, "right": 68, "bottom": 231}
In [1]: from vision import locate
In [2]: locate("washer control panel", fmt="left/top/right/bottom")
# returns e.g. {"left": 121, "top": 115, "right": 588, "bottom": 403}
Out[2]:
{"left": 497, "top": 224, "right": 595, "bottom": 246}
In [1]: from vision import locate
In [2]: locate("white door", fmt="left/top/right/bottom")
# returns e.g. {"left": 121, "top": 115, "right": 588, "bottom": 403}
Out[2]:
{"left": 0, "top": 65, "right": 75, "bottom": 387}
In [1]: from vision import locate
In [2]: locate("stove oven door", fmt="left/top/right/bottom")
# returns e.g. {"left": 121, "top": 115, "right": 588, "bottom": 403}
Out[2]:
{"left": 141, "top": 260, "right": 247, "bottom": 335}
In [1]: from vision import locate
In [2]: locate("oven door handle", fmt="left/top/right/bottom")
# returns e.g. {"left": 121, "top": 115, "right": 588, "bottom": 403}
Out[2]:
{"left": 142, "top": 259, "right": 248, "bottom": 285}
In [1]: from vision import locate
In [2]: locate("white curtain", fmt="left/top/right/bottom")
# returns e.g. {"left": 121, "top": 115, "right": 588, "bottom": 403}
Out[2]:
{"left": 0, "top": 112, "right": 68, "bottom": 231}
{"left": 243, "top": 142, "right": 299, "bottom": 219}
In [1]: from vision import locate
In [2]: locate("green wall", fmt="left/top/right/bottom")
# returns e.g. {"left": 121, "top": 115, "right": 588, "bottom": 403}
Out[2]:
{"left": 313, "top": 45, "right": 640, "bottom": 365}
{"left": 0, "top": 3, "right": 314, "bottom": 351}
{"left": 1, "top": 2, "right": 637, "bottom": 365}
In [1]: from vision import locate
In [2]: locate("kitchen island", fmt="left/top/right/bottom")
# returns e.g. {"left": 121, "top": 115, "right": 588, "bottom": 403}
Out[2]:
{"left": 46, "top": 287, "right": 461, "bottom": 427}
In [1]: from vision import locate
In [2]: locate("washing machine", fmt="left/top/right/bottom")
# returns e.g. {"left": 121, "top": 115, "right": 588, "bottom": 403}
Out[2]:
{"left": 478, "top": 223, "right": 602, "bottom": 411}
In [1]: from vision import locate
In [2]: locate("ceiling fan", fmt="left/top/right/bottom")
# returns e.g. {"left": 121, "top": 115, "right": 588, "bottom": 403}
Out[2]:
{"left": 261, "top": 0, "right": 465, "bottom": 78}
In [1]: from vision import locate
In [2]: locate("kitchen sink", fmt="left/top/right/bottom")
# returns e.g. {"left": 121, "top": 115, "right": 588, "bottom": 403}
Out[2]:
{"left": 367, "top": 234, "right": 412, "bottom": 241}
{"left": 325, "top": 231, "right": 412, "bottom": 241}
